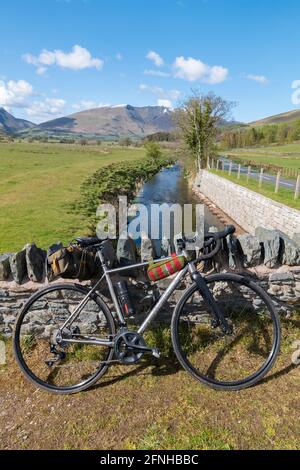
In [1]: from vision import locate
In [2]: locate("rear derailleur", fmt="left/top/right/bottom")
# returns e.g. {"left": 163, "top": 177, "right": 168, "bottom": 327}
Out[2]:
{"left": 45, "top": 327, "right": 79, "bottom": 368}
{"left": 45, "top": 345, "right": 66, "bottom": 368}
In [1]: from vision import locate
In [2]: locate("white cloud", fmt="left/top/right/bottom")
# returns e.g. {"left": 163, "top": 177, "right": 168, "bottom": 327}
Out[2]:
{"left": 0, "top": 79, "right": 34, "bottom": 108}
{"left": 146, "top": 51, "right": 164, "bottom": 67}
{"left": 23, "top": 45, "right": 104, "bottom": 74}
{"left": 173, "top": 56, "right": 228, "bottom": 84}
{"left": 246, "top": 74, "right": 269, "bottom": 85}
{"left": 0, "top": 78, "right": 68, "bottom": 123}
{"left": 72, "top": 101, "right": 112, "bottom": 111}
{"left": 144, "top": 69, "right": 170, "bottom": 78}
{"left": 72, "top": 100, "right": 99, "bottom": 111}
{"left": 37, "top": 66, "right": 47, "bottom": 76}
{"left": 116, "top": 53, "right": 123, "bottom": 61}
{"left": 157, "top": 99, "right": 172, "bottom": 109}
{"left": 139, "top": 84, "right": 180, "bottom": 101}
{"left": 139, "top": 84, "right": 180, "bottom": 109}
{"left": 26, "top": 98, "right": 66, "bottom": 119}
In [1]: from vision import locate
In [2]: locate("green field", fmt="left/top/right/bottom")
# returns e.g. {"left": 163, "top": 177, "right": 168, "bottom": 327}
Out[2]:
{"left": 223, "top": 143, "right": 300, "bottom": 175}
{"left": 0, "top": 142, "right": 145, "bottom": 253}
{"left": 211, "top": 169, "right": 300, "bottom": 210}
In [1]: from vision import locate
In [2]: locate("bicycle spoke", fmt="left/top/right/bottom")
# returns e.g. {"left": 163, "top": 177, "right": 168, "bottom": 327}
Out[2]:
{"left": 173, "top": 275, "right": 280, "bottom": 389}
{"left": 14, "top": 285, "right": 115, "bottom": 392}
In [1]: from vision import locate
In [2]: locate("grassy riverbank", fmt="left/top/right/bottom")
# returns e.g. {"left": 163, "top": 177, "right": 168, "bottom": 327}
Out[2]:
{"left": 210, "top": 169, "right": 300, "bottom": 210}
{"left": 77, "top": 155, "right": 173, "bottom": 232}
{"left": 0, "top": 142, "right": 146, "bottom": 252}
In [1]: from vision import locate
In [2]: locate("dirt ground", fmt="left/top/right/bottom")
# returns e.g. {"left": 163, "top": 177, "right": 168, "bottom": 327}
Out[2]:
{"left": 0, "top": 318, "right": 299, "bottom": 451}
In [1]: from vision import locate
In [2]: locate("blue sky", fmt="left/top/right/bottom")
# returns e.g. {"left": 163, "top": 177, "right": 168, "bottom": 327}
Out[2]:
{"left": 1, "top": 0, "right": 300, "bottom": 123}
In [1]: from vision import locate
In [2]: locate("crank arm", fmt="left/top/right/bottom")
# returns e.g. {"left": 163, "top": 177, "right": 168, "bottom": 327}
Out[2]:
{"left": 124, "top": 340, "right": 161, "bottom": 358}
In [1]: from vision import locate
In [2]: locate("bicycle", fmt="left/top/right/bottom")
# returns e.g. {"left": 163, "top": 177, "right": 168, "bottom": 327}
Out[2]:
{"left": 13, "top": 225, "right": 281, "bottom": 394}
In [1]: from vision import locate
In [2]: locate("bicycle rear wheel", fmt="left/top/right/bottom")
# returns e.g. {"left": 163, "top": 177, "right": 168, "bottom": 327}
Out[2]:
{"left": 13, "top": 284, "right": 116, "bottom": 394}
{"left": 171, "top": 273, "right": 281, "bottom": 391}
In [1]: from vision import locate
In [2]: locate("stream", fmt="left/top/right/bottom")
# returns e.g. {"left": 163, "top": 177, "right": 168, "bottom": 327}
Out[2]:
{"left": 133, "top": 163, "right": 223, "bottom": 248}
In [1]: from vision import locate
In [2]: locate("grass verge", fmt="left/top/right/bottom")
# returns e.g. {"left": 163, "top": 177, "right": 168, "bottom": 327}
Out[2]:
{"left": 0, "top": 316, "right": 299, "bottom": 450}
{"left": 224, "top": 145, "right": 300, "bottom": 177}
{"left": 210, "top": 169, "right": 300, "bottom": 210}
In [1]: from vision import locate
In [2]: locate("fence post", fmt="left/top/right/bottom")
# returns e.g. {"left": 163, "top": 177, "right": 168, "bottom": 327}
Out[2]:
{"left": 295, "top": 175, "right": 300, "bottom": 200}
{"left": 259, "top": 168, "right": 264, "bottom": 188}
{"left": 237, "top": 164, "right": 241, "bottom": 180}
{"left": 247, "top": 166, "right": 251, "bottom": 182}
{"left": 216, "top": 159, "right": 220, "bottom": 170}
{"left": 275, "top": 171, "right": 281, "bottom": 194}
{"left": 229, "top": 161, "right": 232, "bottom": 176}
{"left": 222, "top": 160, "right": 225, "bottom": 171}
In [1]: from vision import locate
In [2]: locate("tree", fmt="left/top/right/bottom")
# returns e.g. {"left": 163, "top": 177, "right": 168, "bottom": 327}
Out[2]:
{"left": 277, "top": 125, "right": 289, "bottom": 144}
{"left": 119, "top": 137, "right": 132, "bottom": 147}
{"left": 144, "top": 141, "right": 163, "bottom": 161}
{"left": 174, "top": 91, "right": 234, "bottom": 170}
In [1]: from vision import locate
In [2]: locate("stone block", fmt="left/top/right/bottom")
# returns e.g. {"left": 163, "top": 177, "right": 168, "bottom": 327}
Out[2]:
{"left": 9, "top": 249, "right": 27, "bottom": 284}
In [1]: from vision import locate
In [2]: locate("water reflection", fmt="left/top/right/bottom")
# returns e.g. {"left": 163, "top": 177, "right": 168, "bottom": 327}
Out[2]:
{"left": 133, "top": 163, "right": 223, "bottom": 241}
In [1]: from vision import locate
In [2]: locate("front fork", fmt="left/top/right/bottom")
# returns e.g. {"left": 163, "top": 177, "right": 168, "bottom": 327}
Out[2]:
{"left": 189, "top": 268, "right": 233, "bottom": 335}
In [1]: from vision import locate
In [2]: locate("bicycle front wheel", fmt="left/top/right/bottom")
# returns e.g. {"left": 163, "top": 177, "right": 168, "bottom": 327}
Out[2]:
{"left": 13, "top": 284, "right": 116, "bottom": 394}
{"left": 171, "top": 273, "right": 281, "bottom": 391}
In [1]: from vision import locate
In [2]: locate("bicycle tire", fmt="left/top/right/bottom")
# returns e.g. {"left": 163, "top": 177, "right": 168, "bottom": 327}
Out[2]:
{"left": 171, "top": 273, "right": 281, "bottom": 391}
{"left": 13, "top": 283, "right": 116, "bottom": 395}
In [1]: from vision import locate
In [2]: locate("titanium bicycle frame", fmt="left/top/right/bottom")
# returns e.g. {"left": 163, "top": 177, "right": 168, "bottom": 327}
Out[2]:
{"left": 60, "top": 244, "right": 230, "bottom": 348}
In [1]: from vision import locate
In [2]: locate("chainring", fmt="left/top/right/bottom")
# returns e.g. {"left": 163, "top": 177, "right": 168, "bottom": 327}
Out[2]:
{"left": 114, "top": 330, "right": 146, "bottom": 365}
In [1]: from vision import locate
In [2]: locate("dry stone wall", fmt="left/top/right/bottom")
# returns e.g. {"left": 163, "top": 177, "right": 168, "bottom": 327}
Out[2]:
{"left": 1, "top": 267, "right": 300, "bottom": 337}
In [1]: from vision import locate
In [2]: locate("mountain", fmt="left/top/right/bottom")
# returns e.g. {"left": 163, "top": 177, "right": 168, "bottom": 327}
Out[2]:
{"left": 38, "top": 105, "right": 175, "bottom": 138}
{"left": 0, "top": 108, "right": 36, "bottom": 134}
{"left": 249, "top": 109, "right": 300, "bottom": 127}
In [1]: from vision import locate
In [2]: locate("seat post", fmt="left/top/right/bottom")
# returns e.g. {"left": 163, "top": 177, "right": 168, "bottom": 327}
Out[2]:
{"left": 97, "top": 248, "right": 125, "bottom": 325}
{"left": 97, "top": 248, "right": 107, "bottom": 272}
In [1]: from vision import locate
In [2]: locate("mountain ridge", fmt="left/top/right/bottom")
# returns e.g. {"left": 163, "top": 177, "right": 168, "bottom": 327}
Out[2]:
{"left": 0, "top": 108, "right": 36, "bottom": 134}
{"left": 38, "top": 104, "right": 174, "bottom": 138}
{"left": 3, "top": 105, "right": 300, "bottom": 139}
{"left": 249, "top": 109, "right": 300, "bottom": 127}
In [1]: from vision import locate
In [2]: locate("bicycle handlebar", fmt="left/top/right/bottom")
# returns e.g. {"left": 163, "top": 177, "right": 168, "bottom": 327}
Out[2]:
{"left": 198, "top": 225, "right": 236, "bottom": 262}
{"left": 210, "top": 225, "right": 236, "bottom": 241}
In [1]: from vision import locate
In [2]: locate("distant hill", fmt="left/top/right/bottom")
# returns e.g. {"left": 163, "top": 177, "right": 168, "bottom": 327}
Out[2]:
{"left": 0, "top": 108, "right": 36, "bottom": 134}
{"left": 249, "top": 109, "right": 300, "bottom": 127}
{"left": 7, "top": 105, "right": 300, "bottom": 141}
{"left": 38, "top": 105, "right": 175, "bottom": 138}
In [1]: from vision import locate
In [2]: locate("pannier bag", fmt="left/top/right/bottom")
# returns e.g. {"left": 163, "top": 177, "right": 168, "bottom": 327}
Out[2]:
{"left": 47, "top": 245, "right": 95, "bottom": 281}
{"left": 147, "top": 253, "right": 187, "bottom": 282}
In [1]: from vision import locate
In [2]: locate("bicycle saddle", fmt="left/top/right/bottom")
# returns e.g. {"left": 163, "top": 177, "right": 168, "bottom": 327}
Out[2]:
{"left": 75, "top": 236, "right": 107, "bottom": 248}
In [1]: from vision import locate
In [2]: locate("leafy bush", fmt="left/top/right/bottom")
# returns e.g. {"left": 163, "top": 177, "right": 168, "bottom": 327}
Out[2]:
{"left": 144, "top": 141, "right": 163, "bottom": 161}
{"left": 76, "top": 155, "right": 173, "bottom": 233}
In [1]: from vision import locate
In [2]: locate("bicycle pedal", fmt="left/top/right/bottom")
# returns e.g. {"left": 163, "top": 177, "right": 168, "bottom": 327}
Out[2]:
{"left": 152, "top": 348, "right": 161, "bottom": 359}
